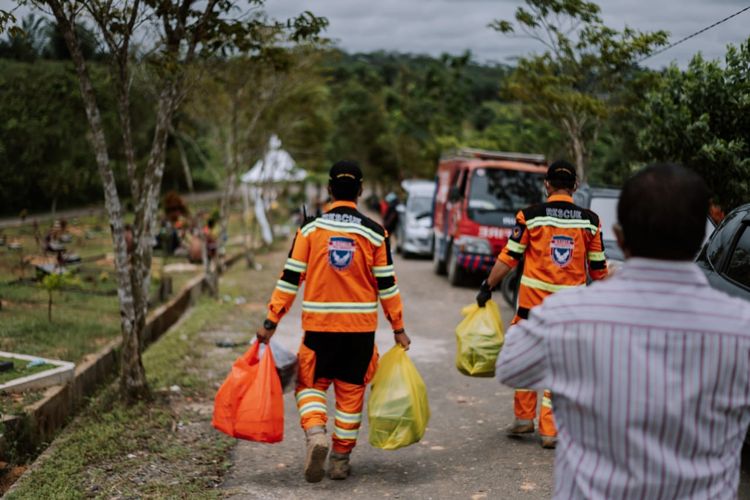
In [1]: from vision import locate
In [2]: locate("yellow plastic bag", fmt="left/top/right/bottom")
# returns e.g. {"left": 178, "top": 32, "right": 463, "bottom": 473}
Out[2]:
{"left": 455, "top": 299, "right": 504, "bottom": 377}
{"left": 368, "top": 345, "right": 430, "bottom": 450}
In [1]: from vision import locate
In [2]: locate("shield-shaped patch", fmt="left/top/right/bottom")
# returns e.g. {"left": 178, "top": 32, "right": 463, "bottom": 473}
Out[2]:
{"left": 328, "top": 236, "right": 356, "bottom": 271}
{"left": 550, "top": 235, "right": 574, "bottom": 267}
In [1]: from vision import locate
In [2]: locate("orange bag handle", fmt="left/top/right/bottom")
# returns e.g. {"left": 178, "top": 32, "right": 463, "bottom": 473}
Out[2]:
{"left": 242, "top": 340, "right": 261, "bottom": 365}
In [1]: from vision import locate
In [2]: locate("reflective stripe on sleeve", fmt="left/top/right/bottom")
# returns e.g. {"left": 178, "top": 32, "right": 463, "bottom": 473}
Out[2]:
{"left": 302, "top": 301, "right": 378, "bottom": 314}
{"left": 378, "top": 285, "right": 400, "bottom": 300}
{"left": 372, "top": 265, "right": 395, "bottom": 277}
{"left": 542, "top": 395, "right": 553, "bottom": 409}
{"left": 520, "top": 275, "right": 584, "bottom": 293}
{"left": 588, "top": 251, "right": 606, "bottom": 262}
{"left": 284, "top": 258, "right": 307, "bottom": 272}
{"left": 275, "top": 280, "right": 299, "bottom": 294}
{"left": 505, "top": 239, "right": 527, "bottom": 254}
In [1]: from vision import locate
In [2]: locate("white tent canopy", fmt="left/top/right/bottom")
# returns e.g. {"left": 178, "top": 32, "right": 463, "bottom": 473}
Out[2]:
{"left": 240, "top": 135, "right": 306, "bottom": 185}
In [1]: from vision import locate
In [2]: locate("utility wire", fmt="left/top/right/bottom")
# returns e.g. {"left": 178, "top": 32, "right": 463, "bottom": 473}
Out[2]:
{"left": 638, "top": 4, "right": 750, "bottom": 63}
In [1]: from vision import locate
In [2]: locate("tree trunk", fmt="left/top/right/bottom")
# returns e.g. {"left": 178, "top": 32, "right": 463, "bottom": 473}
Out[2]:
{"left": 561, "top": 115, "right": 586, "bottom": 182}
{"left": 131, "top": 81, "right": 181, "bottom": 351}
{"left": 176, "top": 134, "right": 195, "bottom": 193}
{"left": 571, "top": 135, "right": 586, "bottom": 182}
{"left": 46, "top": 0, "right": 148, "bottom": 402}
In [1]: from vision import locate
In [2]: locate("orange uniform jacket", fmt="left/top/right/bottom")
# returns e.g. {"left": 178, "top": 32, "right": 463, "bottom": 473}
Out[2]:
{"left": 498, "top": 194, "right": 608, "bottom": 320}
{"left": 267, "top": 201, "right": 404, "bottom": 333}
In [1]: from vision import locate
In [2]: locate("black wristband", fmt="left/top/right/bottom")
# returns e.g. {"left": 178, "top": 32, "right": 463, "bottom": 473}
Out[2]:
{"left": 263, "top": 319, "right": 277, "bottom": 330}
{"left": 393, "top": 328, "right": 405, "bottom": 335}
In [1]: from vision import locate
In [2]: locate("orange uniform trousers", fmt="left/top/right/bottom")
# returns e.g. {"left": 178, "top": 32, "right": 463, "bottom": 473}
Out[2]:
{"left": 511, "top": 315, "right": 556, "bottom": 438}
{"left": 295, "top": 338, "right": 378, "bottom": 454}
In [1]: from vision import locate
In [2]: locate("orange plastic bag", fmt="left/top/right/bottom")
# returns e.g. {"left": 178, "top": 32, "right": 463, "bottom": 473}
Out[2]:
{"left": 212, "top": 341, "right": 284, "bottom": 443}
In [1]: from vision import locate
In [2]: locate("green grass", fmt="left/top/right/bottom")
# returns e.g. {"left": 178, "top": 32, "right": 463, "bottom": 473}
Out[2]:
{"left": 0, "top": 357, "right": 54, "bottom": 385}
{"left": 0, "top": 283, "right": 121, "bottom": 362}
{"left": 5, "top": 296, "right": 237, "bottom": 499}
{"left": 3, "top": 250, "right": 283, "bottom": 499}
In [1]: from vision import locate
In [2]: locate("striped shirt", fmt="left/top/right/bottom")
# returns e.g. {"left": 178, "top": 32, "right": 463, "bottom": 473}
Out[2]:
{"left": 496, "top": 258, "right": 750, "bottom": 499}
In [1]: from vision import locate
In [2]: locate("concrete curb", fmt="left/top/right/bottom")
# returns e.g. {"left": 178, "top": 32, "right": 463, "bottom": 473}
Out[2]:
{"left": 0, "top": 250, "right": 248, "bottom": 463}
{"left": 0, "top": 353, "right": 75, "bottom": 393}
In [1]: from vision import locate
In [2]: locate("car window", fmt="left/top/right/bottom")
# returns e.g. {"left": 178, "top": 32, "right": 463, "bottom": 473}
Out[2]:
{"left": 407, "top": 196, "right": 433, "bottom": 216}
{"left": 706, "top": 210, "right": 744, "bottom": 270}
{"left": 466, "top": 168, "right": 544, "bottom": 225}
{"left": 725, "top": 225, "right": 750, "bottom": 289}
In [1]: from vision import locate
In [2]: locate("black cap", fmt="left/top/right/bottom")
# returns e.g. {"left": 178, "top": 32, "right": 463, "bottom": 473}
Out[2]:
{"left": 546, "top": 160, "right": 577, "bottom": 182}
{"left": 329, "top": 160, "right": 363, "bottom": 186}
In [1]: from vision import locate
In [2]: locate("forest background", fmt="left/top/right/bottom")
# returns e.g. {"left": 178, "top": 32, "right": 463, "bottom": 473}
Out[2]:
{"left": 1, "top": 9, "right": 748, "bottom": 215}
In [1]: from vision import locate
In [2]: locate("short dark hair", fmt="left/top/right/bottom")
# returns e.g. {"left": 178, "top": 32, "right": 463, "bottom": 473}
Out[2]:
{"left": 546, "top": 160, "right": 577, "bottom": 190}
{"left": 329, "top": 160, "right": 363, "bottom": 201}
{"left": 618, "top": 163, "right": 709, "bottom": 260}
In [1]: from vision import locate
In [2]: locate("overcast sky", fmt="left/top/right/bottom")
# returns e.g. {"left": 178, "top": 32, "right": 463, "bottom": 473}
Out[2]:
{"left": 3, "top": 0, "right": 749, "bottom": 68}
{"left": 262, "top": 0, "right": 750, "bottom": 68}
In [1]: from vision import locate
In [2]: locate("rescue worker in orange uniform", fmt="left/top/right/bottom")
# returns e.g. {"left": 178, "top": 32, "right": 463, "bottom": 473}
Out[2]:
{"left": 256, "top": 161, "right": 411, "bottom": 482}
{"left": 476, "top": 160, "right": 608, "bottom": 449}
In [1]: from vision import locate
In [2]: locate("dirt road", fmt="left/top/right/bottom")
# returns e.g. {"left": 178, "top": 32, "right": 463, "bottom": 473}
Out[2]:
{"left": 222, "top": 252, "right": 556, "bottom": 499}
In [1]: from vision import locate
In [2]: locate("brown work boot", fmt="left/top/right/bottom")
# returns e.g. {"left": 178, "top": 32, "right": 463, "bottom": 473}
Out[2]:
{"left": 304, "top": 427, "right": 329, "bottom": 483}
{"left": 328, "top": 451, "right": 351, "bottom": 480}
{"left": 540, "top": 436, "right": 557, "bottom": 449}
{"left": 507, "top": 419, "right": 535, "bottom": 435}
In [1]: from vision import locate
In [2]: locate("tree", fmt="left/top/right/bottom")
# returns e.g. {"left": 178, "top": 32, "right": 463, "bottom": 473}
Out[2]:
{"left": 40, "top": 272, "right": 80, "bottom": 322}
{"left": 26, "top": 0, "right": 326, "bottom": 402}
{"left": 638, "top": 40, "right": 750, "bottom": 210}
{"left": 491, "top": 0, "right": 667, "bottom": 180}
{"left": 185, "top": 42, "right": 329, "bottom": 279}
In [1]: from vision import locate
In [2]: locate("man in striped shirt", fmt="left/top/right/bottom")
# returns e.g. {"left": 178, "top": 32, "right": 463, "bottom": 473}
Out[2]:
{"left": 497, "top": 164, "right": 750, "bottom": 499}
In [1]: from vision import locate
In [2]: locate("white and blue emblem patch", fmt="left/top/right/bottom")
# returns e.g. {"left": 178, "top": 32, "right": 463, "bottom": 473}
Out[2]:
{"left": 550, "top": 235, "right": 574, "bottom": 267}
{"left": 328, "top": 237, "right": 356, "bottom": 271}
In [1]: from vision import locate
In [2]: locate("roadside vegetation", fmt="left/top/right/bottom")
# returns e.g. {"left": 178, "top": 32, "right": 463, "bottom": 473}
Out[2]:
{"left": 5, "top": 251, "right": 280, "bottom": 498}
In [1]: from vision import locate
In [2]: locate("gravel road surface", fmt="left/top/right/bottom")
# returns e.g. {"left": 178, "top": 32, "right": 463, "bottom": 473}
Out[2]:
{"left": 222, "top": 252, "right": 556, "bottom": 499}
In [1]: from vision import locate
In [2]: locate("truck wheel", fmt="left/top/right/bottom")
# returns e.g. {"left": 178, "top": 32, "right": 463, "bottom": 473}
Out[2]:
{"left": 447, "top": 246, "right": 467, "bottom": 287}
{"left": 433, "top": 237, "right": 447, "bottom": 275}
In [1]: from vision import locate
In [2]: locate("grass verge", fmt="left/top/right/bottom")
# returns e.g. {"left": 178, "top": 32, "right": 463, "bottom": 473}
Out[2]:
{"left": 4, "top": 250, "right": 280, "bottom": 499}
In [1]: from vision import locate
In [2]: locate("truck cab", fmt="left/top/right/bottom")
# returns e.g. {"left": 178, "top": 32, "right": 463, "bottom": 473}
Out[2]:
{"left": 432, "top": 149, "right": 547, "bottom": 286}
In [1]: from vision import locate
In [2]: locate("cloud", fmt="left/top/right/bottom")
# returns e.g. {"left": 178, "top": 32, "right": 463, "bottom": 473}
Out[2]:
{"left": 2, "top": 0, "right": 747, "bottom": 68}
{"left": 265, "top": 0, "right": 750, "bottom": 68}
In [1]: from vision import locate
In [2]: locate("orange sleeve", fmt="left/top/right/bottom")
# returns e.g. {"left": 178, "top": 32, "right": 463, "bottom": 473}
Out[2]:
{"left": 372, "top": 236, "right": 404, "bottom": 331}
{"left": 497, "top": 210, "right": 529, "bottom": 268}
{"left": 267, "top": 229, "right": 310, "bottom": 323}
{"left": 586, "top": 222, "right": 609, "bottom": 281}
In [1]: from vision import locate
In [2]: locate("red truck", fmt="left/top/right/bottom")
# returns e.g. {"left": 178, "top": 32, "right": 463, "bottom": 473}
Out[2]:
{"left": 432, "top": 148, "right": 547, "bottom": 285}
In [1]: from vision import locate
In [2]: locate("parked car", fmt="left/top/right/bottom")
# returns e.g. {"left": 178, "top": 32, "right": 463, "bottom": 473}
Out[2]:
{"left": 432, "top": 148, "right": 547, "bottom": 286}
{"left": 696, "top": 203, "right": 750, "bottom": 302}
{"left": 395, "top": 180, "right": 436, "bottom": 258}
